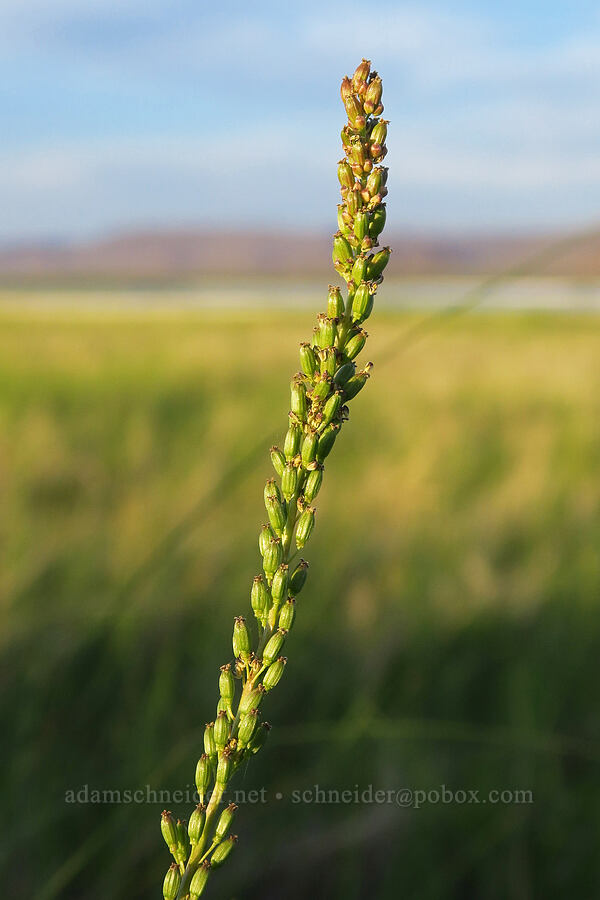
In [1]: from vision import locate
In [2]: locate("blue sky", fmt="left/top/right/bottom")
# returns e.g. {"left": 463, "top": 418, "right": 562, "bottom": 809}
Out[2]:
{"left": 1, "top": 0, "right": 599, "bottom": 240}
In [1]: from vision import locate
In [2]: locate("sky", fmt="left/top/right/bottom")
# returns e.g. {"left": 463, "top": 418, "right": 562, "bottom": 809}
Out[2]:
{"left": 1, "top": 0, "right": 599, "bottom": 241}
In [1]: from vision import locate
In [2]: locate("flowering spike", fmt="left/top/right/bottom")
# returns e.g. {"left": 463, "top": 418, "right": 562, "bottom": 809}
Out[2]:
{"left": 160, "top": 61, "right": 391, "bottom": 896}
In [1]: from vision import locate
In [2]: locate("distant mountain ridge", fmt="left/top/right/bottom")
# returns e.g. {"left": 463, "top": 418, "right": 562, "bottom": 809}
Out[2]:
{"left": 1, "top": 228, "right": 599, "bottom": 281}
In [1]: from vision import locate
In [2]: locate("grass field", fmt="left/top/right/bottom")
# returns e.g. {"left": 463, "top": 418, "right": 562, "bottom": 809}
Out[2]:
{"left": 2, "top": 302, "right": 600, "bottom": 899}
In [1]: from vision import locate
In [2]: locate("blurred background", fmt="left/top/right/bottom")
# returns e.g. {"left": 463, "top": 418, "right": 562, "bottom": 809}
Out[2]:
{"left": 2, "top": 1, "right": 600, "bottom": 898}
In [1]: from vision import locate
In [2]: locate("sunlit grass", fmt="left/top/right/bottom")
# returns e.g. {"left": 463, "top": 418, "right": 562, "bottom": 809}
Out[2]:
{"left": 2, "top": 302, "right": 600, "bottom": 899}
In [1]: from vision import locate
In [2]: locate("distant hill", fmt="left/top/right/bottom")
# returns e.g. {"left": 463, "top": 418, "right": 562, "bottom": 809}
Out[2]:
{"left": 1, "top": 228, "right": 599, "bottom": 283}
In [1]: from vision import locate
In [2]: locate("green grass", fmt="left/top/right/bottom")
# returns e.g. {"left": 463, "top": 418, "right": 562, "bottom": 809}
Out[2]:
{"left": 2, "top": 304, "right": 600, "bottom": 899}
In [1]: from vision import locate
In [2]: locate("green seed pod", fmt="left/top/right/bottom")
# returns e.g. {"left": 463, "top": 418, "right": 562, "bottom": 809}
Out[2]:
{"left": 365, "top": 167, "right": 382, "bottom": 197}
{"left": 370, "top": 118, "right": 388, "bottom": 146}
{"left": 340, "top": 75, "right": 353, "bottom": 103}
{"left": 337, "top": 205, "right": 351, "bottom": 235}
{"left": 214, "top": 710, "right": 230, "bottom": 750}
{"left": 161, "top": 810, "right": 178, "bottom": 855}
{"left": 232, "top": 616, "right": 251, "bottom": 662}
{"left": 304, "top": 465, "right": 323, "bottom": 502}
{"left": 195, "top": 755, "right": 211, "bottom": 802}
{"left": 353, "top": 209, "right": 369, "bottom": 241}
{"left": 189, "top": 860, "right": 211, "bottom": 899}
{"left": 203, "top": 722, "right": 216, "bottom": 758}
{"left": 327, "top": 285, "right": 344, "bottom": 318}
{"left": 216, "top": 696, "right": 229, "bottom": 716}
{"left": 367, "top": 247, "right": 391, "bottom": 279}
{"left": 344, "top": 329, "right": 367, "bottom": 360}
{"left": 317, "top": 423, "right": 340, "bottom": 461}
{"left": 361, "top": 235, "right": 374, "bottom": 253}
{"left": 216, "top": 748, "right": 233, "bottom": 785}
{"left": 211, "top": 834, "right": 237, "bottom": 869}
{"left": 343, "top": 92, "right": 364, "bottom": 127}
{"left": 351, "top": 282, "right": 372, "bottom": 322}
{"left": 301, "top": 431, "right": 318, "bottom": 468}
{"left": 163, "top": 863, "right": 181, "bottom": 900}
{"left": 295, "top": 506, "right": 316, "bottom": 549}
{"left": 263, "top": 656, "right": 287, "bottom": 691}
{"left": 239, "top": 682, "right": 266, "bottom": 714}
{"left": 290, "top": 377, "right": 307, "bottom": 420}
{"left": 263, "top": 537, "right": 282, "bottom": 579}
{"left": 364, "top": 75, "right": 383, "bottom": 113}
{"left": 345, "top": 185, "right": 361, "bottom": 216}
{"left": 348, "top": 138, "right": 366, "bottom": 169}
{"left": 316, "top": 314, "right": 337, "bottom": 349}
{"left": 259, "top": 523, "right": 274, "bottom": 556}
{"left": 269, "top": 445, "right": 285, "bottom": 477}
{"left": 351, "top": 254, "right": 369, "bottom": 285}
{"left": 175, "top": 819, "right": 190, "bottom": 865}
{"left": 333, "top": 361, "right": 355, "bottom": 386}
{"left": 289, "top": 559, "right": 309, "bottom": 594}
{"left": 344, "top": 365, "right": 372, "bottom": 399}
{"left": 215, "top": 803, "right": 238, "bottom": 842}
{"left": 332, "top": 233, "right": 353, "bottom": 267}
{"left": 312, "top": 372, "right": 332, "bottom": 401}
{"left": 284, "top": 420, "right": 302, "bottom": 459}
{"left": 188, "top": 804, "right": 207, "bottom": 846}
{"left": 271, "top": 563, "right": 289, "bottom": 605}
{"left": 299, "top": 342, "right": 318, "bottom": 377}
{"left": 369, "top": 204, "right": 386, "bottom": 239}
{"left": 319, "top": 347, "right": 337, "bottom": 377}
{"left": 263, "top": 628, "right": 287, "bottom": 665}
{"left": 322, "top": 390, "right": 343, "bottom": 427}
{"left": 251, "top": 575, "right": 270, "bottom": 622}
{"left": 265, "top": 491, "right": 286, "bottom": 536}
{"left": 248, "top": 722, "right": 271, "bottom": 757}
{"left": 352, "top": 58, "right": 371, "bottom": 91}
{"left": 238, "top": 707, "right": 259, "bottom": 745}
{"left": 263, "top": 477, "right": 281, "bottom": 505}
{"left": 278, "top": 597, "right": 296, "bottom": 632}
{"left": 337, "top": 159, "right": 354, "bottom": 190}
{"left": 219, "top": 664, "right": 235, "bottom": 704}
{"left": 281, "top": 462, "right": 298, "bottom": 500}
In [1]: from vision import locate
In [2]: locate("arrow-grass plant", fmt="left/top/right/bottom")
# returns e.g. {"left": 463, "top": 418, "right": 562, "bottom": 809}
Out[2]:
{"left": 161, "top": 59, "right": 391, "bottom": 900}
